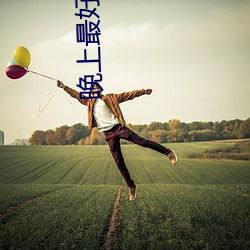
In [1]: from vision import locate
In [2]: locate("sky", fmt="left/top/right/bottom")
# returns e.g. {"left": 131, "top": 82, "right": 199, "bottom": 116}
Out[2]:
{"left": 0, "top": 0, "right": 249, "bottom": 144}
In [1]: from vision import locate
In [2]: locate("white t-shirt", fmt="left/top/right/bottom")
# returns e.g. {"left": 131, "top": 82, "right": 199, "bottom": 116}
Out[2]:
{"left": 93, "top": 98, "right": 119, "bottom": 132}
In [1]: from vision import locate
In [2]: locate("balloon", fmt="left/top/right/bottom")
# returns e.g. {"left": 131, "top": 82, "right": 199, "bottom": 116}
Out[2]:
{"left": 7, "top": 58, "right": 17, "bottom": 67}
{"left": 13, "top": 46, "right": 31, "bottom": 68}
{"left": 6, "top": 65, "right": 27, "bottom": 79}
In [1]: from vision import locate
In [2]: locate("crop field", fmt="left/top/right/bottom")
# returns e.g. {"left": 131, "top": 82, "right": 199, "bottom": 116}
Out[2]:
{"left": 0, "top": 141, "right": 249, "bottom": 249}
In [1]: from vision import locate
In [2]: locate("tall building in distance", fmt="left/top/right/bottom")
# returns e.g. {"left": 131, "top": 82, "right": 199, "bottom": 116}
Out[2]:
{"left": 0, "top": 131, "right": 4, "bottom": 146}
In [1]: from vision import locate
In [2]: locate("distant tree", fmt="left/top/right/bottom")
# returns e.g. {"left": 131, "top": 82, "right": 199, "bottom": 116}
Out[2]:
{"left": 147, "top": 121, "right": 167, "bottom": 131}
{"left": 54, "top": 125, "right": 69, "bottom": 145}
{"left": 188, "top": 129, "right": 216, "bottom": 141}
{"left": 218, "top": 120, "right": 239, "bottom": 140}
{"left": 167, "top": 119, "right": 184, "bottom": 142}
{"left": 29, "top": 130, "right": 46, "bottom": 145}
{"left": 66, "top": 123, "right": 90, "bottom": 145}
{"left": 239, "top": 118, "right": 250, "bottom": 138}
{"left": 181, "top": 122, "right": 189, "bottom": 142}
{"left": 150, "top": 130, "right": 168, "bottom": 143}
{"left": 134, "top": 124, "right": 148, "bottom": 133}
{"left": 140, "top": 126, "right": 150, "bottom": 140}
{"left": 74, "top": 123, "right": 90, "bottom": 142}
{"left": 233, "top": 119, "right": 243, "bottom": 138}
{"left": 87, "top": 128, "right": 106, "bottom": 145}
{"left": 85, "top": 136, "right": 90, "bottom": 145}
{"left": 168, "top": 119, "right": 182, "bottom": 131}
{"left": 78, "top": 138, "right": 86, "bottom": 145}
{"left": 29, "top": 118, "right": 250, "bottom": 145}
{"left": 213, "top": 122, "right": 221, "bottom": 139}
{"left": 45, "top": 129, "right": 56, "bottom": 145}
{"left": 189, "top": 121, "right": 204, "bottom": 131}
{"left": 66, "top": 127, "right": 75, "bottom": 144}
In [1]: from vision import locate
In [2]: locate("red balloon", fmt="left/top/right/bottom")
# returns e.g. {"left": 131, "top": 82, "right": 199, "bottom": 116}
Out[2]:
{"left": 6, "top": 65, "right": 27, "bottom": 79}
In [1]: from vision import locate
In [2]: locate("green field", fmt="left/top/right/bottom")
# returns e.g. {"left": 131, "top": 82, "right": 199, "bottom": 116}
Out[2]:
{"left": 0, "top": 141, "right": 249, "bottom": 249}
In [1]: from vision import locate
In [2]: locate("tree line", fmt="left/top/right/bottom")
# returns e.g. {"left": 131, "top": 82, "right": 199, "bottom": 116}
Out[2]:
{"left": 29, "top": 118, "right": 250, "bottom": 145}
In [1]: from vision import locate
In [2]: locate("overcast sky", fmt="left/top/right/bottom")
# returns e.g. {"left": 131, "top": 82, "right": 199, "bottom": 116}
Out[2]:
{"left": 0, "top": 0, "right": 249, "bottom": 144}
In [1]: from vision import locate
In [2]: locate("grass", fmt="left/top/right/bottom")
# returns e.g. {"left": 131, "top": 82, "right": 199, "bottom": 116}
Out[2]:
{"left": 0, "top": 141, "right": 250, "bottom": 249}
{"left": 0, "top": 184, "right": 118, "bottom": 249}
{"left": 0, "top": 145, "right": 121, "bottom": 185}
{"left": 120, "top": 184, "right": 250, "bottom": 250}
{"left": 186, "top": 140, "right": 250, "bottom": 161}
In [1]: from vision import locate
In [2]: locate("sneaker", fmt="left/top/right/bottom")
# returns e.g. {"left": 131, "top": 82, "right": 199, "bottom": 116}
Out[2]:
{"left": 129, "top": 185, "right": 137, "bottom": 201}
{"left": 168, "top": 150, "right": 178, "bottom": 165}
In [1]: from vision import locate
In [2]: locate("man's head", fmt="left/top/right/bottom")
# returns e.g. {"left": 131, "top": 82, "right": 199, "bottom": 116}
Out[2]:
{"left": 91, "top": 82, "right": 103, "bottom": 97}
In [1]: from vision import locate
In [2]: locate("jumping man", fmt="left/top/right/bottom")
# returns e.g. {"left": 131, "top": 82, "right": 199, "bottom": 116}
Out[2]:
{"left": 57, "top": 81, "right": 177, "bottom": 201}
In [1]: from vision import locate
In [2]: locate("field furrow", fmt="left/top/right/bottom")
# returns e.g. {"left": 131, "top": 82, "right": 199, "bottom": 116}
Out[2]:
{"left": 0, "top": 185, "right": 119, "bottom": 249}
{"left": 119, "top": 184, "right": 250, "bottom": 250}
{"left": 103, "top": 186, "right": 123, "bottom": 250}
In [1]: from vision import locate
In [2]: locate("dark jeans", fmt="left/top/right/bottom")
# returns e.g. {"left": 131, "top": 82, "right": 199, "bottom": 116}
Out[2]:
{"left": 104, "top": 124, "right": 171, "bottom": 187}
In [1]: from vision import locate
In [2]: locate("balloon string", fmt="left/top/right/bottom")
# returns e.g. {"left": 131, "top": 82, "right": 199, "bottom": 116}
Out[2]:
{"left": 67, "top": 99, "right": 75, "bottom": 106}
{"left": 38, "top": 88, "right": 58, "bottom": 118}
{"left": 28, "top": 68, "right": 76, "bottom": 116}
{"left": 28, "top": 69, "right": 58, "bottom": 81}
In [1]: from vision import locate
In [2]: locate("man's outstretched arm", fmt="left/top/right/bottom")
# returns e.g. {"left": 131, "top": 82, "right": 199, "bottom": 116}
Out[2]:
{"left": 116, "top": 88, "right": 153, "bottom": 103}
{"left": 57, "top": 80, "right": 88, "bottom": 105}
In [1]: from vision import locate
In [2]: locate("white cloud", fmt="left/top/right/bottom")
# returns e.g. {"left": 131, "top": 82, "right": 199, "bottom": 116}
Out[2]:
{"left": 102, "top": 22, "right": 154, "bottom": 46}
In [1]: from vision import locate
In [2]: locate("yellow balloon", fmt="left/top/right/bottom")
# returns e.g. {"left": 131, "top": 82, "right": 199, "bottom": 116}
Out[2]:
{"left": 13, "top": 46, "right": 31, "bottom": 68}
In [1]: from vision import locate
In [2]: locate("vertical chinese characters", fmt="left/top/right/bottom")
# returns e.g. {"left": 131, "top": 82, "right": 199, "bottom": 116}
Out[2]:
{"left": 75, "top": 0, "right": 103, "bottom": 99}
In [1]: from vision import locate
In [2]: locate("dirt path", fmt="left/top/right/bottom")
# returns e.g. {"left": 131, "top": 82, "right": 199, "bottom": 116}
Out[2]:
{"left": 103, "top": 186, "right": 123, "bottom": 250}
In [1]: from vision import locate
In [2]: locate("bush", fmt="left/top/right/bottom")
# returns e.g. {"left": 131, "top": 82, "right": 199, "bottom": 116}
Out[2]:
{"left": 186, "top": 140, "right": 250, "bottom": 161}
